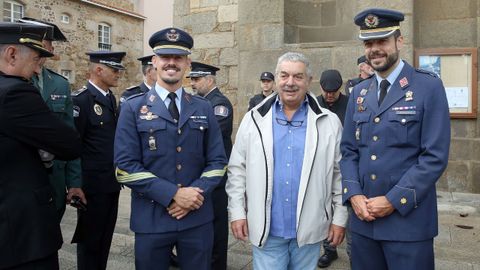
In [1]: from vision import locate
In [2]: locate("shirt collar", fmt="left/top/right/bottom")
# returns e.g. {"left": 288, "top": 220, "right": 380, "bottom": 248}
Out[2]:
{"left": 375, "top": 59, "right": 405, "bottom": 87}
{"left": 144, "top": 81, "right": 152, "bottom": 90}
{"left": 155, "top": 84, "right": 183, "bottom": 102}
{"left": 89, "top": 80, "right": 109, "bottom": 96}
{"left": 274, "top": 94, "right": 309, "bottom": 112}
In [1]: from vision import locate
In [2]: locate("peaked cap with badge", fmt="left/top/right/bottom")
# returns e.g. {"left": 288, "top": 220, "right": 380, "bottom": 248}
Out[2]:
{"left": 354, "top": 8, "right": 404, "bottom": 40}
{"left": 18, "top": 17, "right": 67, "bottom": 41}
{"left": 187, "top": 62, "right": 220, "bottom": 78}
{"left": 137, "top": 55, "right": 154, "bottom": 66}
{"left": 86, "top": 51, "right": 126, "bottom": 70}
{"left": 0, "top": 22, "right": 53, "bottom": 57}
{"left": 149, "top": 27, "right": 193, "bottom": 55}
{"left": 342, "top": 7, "right": 451, "bottom": 270}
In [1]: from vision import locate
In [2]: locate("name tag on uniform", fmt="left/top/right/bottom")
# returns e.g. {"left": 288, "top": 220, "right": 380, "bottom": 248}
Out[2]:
{"left": 190, "top": 115, "right": 207, "bottom": 122}
{"left": 50, "top": 94, "right": 67, "bottom": 100}
{"left": 395, "top": 110, "right": 416, "bottom": 115}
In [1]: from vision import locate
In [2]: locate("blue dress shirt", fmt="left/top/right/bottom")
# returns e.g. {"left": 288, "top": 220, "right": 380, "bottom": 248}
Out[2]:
{"left": 270, "top": 97, "right": 308, "bottom": 239}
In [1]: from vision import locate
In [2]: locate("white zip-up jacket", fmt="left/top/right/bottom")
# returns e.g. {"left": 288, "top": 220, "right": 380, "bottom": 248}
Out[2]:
{"left": 226, "top": 93, "right": 348, "bottom": 247}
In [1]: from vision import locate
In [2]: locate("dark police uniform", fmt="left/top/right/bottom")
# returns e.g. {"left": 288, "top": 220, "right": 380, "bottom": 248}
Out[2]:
{"left": 114, "top": 27, "right": 227, "bottom": 270}
{"left": 119, "top": 55, "right": 154, "bottom": 107}
{"left": 248, "top": 71, "right": 275, "bottom": 111}
{"left": 189, "top": 62, "right": 233, "bottom": 270}
{"left": 20, "top": 17, "right": 83, "bottom": 221}
{"left": 341, "top": 9, "right": 450, "bottom": 270}
{"left": 72, "top": 51, "right": 125, "bottom": 270}
{"left": 0, "top": 22, "right": 81, "bottom": 270}
{"left": 345, "top": 56, "right": 373, "bottom": 95}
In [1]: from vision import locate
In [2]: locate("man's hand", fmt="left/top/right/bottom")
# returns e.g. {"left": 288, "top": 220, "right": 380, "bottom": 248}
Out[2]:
{"left": 350, "top": 195, "right": 375, "bottom": 222}
{"left": 327, "top": 224, "right": 346, "bottom": 247}
{"left": 67, "top": 188, "right": 87, "bottom": 204}
{"left": 173, "top": 187, "right": 204, "bottom": 210}
{"left": 366, "top": 196, "right": 394, "bottom": 218}
{"left": 231, "top": 219, "right": 248, "bottom": 241}
{"left": 167, "top": 202, "right": 190, "bottom": 220}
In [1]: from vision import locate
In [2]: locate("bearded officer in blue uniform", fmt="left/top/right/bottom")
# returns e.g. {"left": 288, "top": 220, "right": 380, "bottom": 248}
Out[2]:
{"left": 72, "top": 51, "right": 125, "bottom": 270}
{"left": 114, "top": 27, "right": 227, "bottom": 270}
{"left": 19, "top": 17, "right": 86, "bottom": 222}
{"left": 341, "top": 8, "right": 450, "bottom": 270}
{"left": 119, "top": 55, "right": 155, "bottom": 109}
{"left": 189, "top": 61, "right": 233, "bottom": 270}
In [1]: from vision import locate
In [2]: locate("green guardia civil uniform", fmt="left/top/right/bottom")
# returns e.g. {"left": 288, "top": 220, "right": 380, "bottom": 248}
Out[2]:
{"left": 33, "top": 67, "right": 82, "bottom": 220}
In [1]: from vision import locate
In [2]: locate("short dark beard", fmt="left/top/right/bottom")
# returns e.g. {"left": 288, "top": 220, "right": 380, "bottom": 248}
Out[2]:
{"left": 162, "top": 78, "right": 180, "bottom": 85}
{"left": 373, "top": 50, "right": 399, "bottom": 72}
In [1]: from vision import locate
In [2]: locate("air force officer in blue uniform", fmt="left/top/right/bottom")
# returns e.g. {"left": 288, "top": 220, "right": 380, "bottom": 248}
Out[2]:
{"left": 114, "top": 28, "right": 227, "bottom": 270}
{"left": 341, "top": 8, "right": 450, "bottom": 270}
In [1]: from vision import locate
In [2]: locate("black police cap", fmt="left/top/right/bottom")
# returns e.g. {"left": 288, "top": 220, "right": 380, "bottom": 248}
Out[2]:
{"left": 354, "top": 8, "right": 404, "bottom": 40}
{"left": 86, "top": 51, "right": 126, "bottom": 70}
{"left": 137, "top": 55, "right": 154, "bottom": 66}
{"left": 357, "top": 55, "right": 368, "bottom": 65}
{"left": 18, "top": 17, "right": 67, "bottom": 42}
{"left": 188, "top": 62, "right": 220, "bottom": 78}
{"left": 149, "top": 28, "right": 193, "bottom": 55}
{"left": 260, "top": 71, "right": 274, "bottom": 81}
{"left": 0, "top": 22, "right": 53, "bottom": 57}
{"left": 320, "top": 69, "right": 343, "bottom": 92}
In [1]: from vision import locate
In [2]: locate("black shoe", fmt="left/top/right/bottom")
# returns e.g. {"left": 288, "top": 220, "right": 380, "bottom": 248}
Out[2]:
{"left": 317, "top": 250, "right": 338, "bottom": 268}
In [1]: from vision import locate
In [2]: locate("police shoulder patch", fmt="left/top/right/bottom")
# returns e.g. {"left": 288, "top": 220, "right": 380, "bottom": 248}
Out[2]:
{"left": 71, "top": 86, "right": 87, "bottom": 96}
{"left": 73, "top": 105, "right": 80, "bottom": 117}
{"left": 214, "top": 105, "right": 229, "bottom": 117}
{"left": 415, "top": 68, "right": 438, "bottom": 78}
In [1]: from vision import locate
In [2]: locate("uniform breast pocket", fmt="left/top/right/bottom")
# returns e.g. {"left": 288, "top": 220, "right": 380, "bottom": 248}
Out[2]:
{"left": 352, "top": 112, "right": 371, "bottom": 146}
{"left": 387, "top": 111, "right": 421, "bottom": 147}
{"left": 137, "top": 120, "right": 167, "bottom": 155}
{"left": 89, "top": 112, "right": 113, "bottom": 127}
{"left": 50, "top": 102, "right": 66, "bottom": 114}
{"left": 186, "top": 120, "right": 209, "bottom": 154}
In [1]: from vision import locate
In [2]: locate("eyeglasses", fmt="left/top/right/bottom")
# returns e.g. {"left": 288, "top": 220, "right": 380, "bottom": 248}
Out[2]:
{"left": 275, "top": 117, "right": 304, "bottom": 127}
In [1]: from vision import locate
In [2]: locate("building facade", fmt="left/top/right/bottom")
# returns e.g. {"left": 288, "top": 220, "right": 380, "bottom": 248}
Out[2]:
{"left": 174, "top": 0, "right": 480, "bottom": 193}
{"left": 1, "top": 0, "right": 146, "bottom": 96}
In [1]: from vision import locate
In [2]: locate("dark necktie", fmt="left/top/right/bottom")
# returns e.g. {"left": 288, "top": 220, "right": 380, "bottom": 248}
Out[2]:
{"left": 378, "top": 79, "right": 390, "bottom": 106}
{"left": 167, "top": 92, "right": 179, "bottom": 122}
{"left": 107, "top": 92, "right": 116, "bottom": 111}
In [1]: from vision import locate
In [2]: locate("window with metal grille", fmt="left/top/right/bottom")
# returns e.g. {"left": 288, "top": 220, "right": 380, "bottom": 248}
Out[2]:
{"left": 98, "top": 23, "right": 111, "bottom": 50}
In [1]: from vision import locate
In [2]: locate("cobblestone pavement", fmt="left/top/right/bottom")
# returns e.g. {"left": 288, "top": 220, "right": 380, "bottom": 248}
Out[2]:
{"left": 58, "top": 190, "right": 480, "bottom": 270}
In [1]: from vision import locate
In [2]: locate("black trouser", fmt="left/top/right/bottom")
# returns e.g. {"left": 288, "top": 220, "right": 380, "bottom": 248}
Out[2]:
{"left": 211, "top": 187, "right": 228, "bottom": 270}
{"left": 5, "top": 253, "right": 59, "bottom": 270}
{"left": 74, "top": 191, "right": 119, "bottom": 270}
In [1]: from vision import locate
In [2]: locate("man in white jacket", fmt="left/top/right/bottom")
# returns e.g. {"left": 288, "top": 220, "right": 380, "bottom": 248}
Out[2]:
{"left": 226, "top": 52, "right": 348, "bottom": 270}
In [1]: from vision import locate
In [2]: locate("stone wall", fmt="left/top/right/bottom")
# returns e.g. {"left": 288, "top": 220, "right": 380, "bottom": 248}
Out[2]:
{"left": 22, "top": 0, "right": 144, "bottom": 98}
{"left": 415, "top": 0, "right": 480, "bottom": 193}
{"left": 174, "top": 0, "right": 240, "bottom": 126}
{"left": 173, "top": 0, "right": 480, "bottom": 194}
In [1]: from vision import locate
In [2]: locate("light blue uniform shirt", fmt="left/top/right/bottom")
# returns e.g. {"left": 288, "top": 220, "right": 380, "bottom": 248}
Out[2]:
{"left": 155, "top": 84, "right": 183, "bottom": 113}
{"left": 375, "top": 60, "right": 404, "bottom": 99}
{"left": 270, "top": 97, "right": 308, "bottom": 239}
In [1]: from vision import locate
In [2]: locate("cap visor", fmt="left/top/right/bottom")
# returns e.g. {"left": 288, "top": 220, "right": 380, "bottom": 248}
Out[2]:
{"left": 153, "top": 48, "right": 190, "bottom": 56}
{"left": 359, "top": 29, "right": 396, "bottom": 41}
{"left": 26, "top": 44, "right": 54, "bottom": 57}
